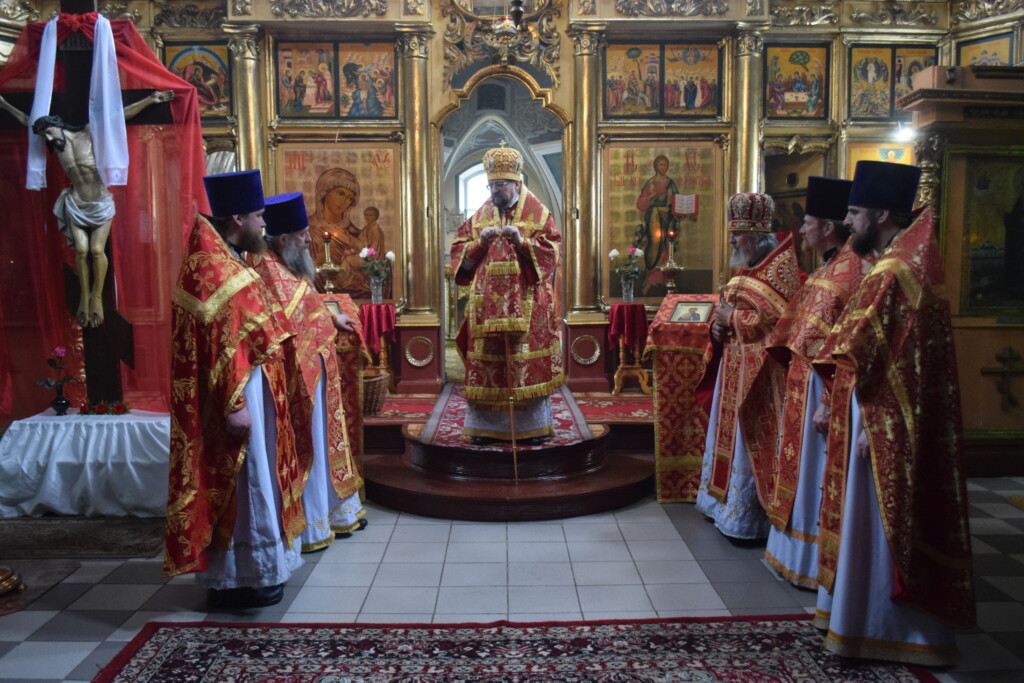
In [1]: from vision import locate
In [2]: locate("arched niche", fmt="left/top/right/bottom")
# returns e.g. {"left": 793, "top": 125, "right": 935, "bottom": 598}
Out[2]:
{"left": 433, "top": 67, "right": 569, "bottom": 345}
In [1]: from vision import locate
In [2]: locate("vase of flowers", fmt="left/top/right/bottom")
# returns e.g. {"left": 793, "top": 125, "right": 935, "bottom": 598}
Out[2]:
{"left": 609, "top": 247, "right": 644, "bottom": 304}
{"left": 360, "top": 247, "right": 396, "bottom": 305}
{"left": 37, "top": 346, "right": 77, "bottom": 416}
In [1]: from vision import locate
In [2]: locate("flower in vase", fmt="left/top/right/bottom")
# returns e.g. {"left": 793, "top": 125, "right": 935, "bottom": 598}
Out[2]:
{"left": 361, "top": 247, "right": 392, "bottom": 281}
{"left": 37, "top": 346, "right": 79, "bottom": 391}
{"left": 610, "top": 247, "right": 644, "bottom": 282}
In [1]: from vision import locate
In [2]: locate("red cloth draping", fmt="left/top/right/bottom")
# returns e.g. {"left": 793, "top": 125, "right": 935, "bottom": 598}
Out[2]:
{"left": 643, "top": 294, "right": 719, "bottom": 502}
{"left": 0, "top": 14, "right": 208, "bottom": 423}
{"left": 358, "top": 303, "right": 396, "bottom": 356}
{"left": 608, "top": 303, "right": 649, "bottom": 349}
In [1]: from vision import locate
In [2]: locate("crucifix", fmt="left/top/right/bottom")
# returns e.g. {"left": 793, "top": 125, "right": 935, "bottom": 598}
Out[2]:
{"left": 981, "top": 346, "right": 1024, "bottom": 412}
{"left": 0, "top": 0, "right": 173, "bottom": 403}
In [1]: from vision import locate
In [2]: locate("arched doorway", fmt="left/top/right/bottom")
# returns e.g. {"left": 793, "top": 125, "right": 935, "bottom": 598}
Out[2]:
{"left": 435, "top": 71, "right": 567, "bottom": 382}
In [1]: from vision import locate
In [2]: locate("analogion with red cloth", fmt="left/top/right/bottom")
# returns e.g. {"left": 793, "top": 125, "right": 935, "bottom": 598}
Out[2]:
{"left": 644, "top": 294, "right": 718, "bottom": 502}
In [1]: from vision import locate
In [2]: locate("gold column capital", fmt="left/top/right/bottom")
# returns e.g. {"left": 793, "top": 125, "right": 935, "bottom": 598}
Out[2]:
{"left": 396, "top": 23, "right": 434, "bottom": 59}
{"left": 568, "top": 22, "right": 606, "bottom": 56}
{"left": 735, "top": 23, "right": 768, "bottom": 58}
{"left": 224, "top": 23, "right": 262, "bottom": 60}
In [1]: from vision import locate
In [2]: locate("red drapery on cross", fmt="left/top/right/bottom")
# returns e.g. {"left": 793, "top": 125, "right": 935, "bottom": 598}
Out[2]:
{"left": 0, "top": 14, "right": 208, "bottom": 423}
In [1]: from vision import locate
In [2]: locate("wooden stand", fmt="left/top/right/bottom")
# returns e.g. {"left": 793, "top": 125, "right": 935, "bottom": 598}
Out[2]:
{"left": 612, "top": 337, "right": 651, "bottom": 395}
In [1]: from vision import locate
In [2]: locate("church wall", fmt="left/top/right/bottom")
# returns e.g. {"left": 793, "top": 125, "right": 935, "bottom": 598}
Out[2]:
{"left": 1, "top": 0, "right": 1021, "bottom": 470}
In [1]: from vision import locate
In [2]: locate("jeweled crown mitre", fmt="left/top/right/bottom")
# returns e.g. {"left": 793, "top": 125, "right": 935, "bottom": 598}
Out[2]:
{"left": 483, "top": 143, "right": 524, "bottom": 182}
{"left": 727, "top": 192, "right": 775, "bottom": 232}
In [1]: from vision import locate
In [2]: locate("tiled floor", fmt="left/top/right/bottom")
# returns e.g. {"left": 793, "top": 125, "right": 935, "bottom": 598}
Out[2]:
{"left": 0, "top": 477, "right": 1022, "bottom": 682}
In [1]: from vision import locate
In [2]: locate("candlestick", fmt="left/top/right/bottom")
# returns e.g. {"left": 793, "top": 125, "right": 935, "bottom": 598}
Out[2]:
{"left": 316, "top": 232, "right": 342, "bottom": 292}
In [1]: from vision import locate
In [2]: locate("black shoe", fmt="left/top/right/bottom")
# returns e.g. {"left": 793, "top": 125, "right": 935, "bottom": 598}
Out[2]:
{"left": 519, "top": 436, "right": 550, "bottom": 447}
{"left": 207, "top": 584, "right": 283, "bottom": 609}
{"left": 467, "top": 436, "right": 497, "bottom": 446}
{"left": 357, "top": 518, "right": 368, "bottom": 531}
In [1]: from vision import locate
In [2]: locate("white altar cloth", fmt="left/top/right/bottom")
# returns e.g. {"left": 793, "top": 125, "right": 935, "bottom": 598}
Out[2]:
{"left": 0, "top": 409, "right": 170, "bottom": 517}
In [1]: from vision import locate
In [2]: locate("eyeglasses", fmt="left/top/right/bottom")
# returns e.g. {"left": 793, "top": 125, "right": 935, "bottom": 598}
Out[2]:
{"left": 486, "top": 181, "right": 513, "bottom": 190}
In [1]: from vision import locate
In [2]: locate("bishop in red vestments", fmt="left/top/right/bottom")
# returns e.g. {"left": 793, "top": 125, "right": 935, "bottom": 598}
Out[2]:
{"left": 450, "top": 144, "right": 562, "bottom": 445}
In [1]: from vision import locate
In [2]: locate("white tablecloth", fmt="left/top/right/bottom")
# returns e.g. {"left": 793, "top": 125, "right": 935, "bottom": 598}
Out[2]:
{"left": 0, "top": 408, "right": 170, "bottom": 517}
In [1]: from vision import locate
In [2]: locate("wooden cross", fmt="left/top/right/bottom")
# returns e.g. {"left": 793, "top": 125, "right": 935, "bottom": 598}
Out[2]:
{"left": 980, "top": 347, "right": 1024, "bottom": 412}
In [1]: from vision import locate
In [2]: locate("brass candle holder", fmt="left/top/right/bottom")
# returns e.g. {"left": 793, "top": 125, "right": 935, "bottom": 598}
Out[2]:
{"left": 316, "top": 232, "right": 343, "bottom": 293}
{"left": 657, "top": 223, "right": 684, "bottom": 294}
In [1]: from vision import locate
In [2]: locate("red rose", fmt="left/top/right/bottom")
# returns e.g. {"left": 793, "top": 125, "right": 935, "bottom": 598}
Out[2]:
{"left": 112, "top": 403, "right": 128, "bottom": 415}
{"left": 79, "top": 404, "right": 91, "bottom": 413}
{"left": 94, "top": 402, "right": 109, "bottom": 414}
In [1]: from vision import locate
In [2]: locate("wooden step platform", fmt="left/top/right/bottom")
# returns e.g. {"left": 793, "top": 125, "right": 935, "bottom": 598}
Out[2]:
{"left": 364, "top": 424, "right": 654, "bottom": 522}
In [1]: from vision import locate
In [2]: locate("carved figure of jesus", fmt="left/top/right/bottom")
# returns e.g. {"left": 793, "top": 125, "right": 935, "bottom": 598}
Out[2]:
{"left": 0, "top": 90, "right": 173, "bottom": 327}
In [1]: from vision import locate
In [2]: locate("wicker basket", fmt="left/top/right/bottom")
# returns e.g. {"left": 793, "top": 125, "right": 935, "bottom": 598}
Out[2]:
{"left": 363, "top": 370, "right": 390, "bottom": 416}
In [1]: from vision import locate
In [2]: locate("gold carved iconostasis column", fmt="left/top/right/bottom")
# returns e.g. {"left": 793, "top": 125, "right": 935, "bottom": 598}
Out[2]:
{"left": 734, "top": 23, "right": 766, "bottom": 194}
{"left": 395, "top": 24, "right": 442, "bottom": 393}
{"left": 224, "top": 23, "right": 263, "bottom": 173}
{"left": 567, "top": 23, "right": 604, "bottom": 317}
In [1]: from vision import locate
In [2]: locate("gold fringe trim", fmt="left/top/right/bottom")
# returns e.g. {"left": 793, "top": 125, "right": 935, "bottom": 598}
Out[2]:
{"left": 301, "top": 532, "right": 335, "bottom": 553}
{"left": 463, "top": 373, "right": 565, "bottom": 405}
{"left": 486, "top": 260, "right": 522, "bottom": 276}
{"left": 824, "top": 630, "right": 958, "bottom": 667}
{"left": 467, "top": 344, "right": 559, "bottom": 363}
{"left": 764, "top": 549, "right": 818, "bottom": 590}
{"left": 475, "top": 319, "right": 529, "bottom": 335}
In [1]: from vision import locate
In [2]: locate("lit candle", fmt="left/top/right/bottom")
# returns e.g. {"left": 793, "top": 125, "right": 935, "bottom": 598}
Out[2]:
{"left": 668, "top": 228, "right": 676, "bottom": 239}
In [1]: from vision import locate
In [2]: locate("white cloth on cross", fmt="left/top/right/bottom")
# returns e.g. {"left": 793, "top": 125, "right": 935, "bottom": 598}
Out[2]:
{"left": 26, "top": 14, "right": 128, "bottom": 190}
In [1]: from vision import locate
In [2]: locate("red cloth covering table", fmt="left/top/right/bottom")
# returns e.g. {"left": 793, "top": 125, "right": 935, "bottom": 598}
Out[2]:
{"left": 608, "top": 303, "right": 651, "bottom": 394}
{"left": 643, "top": 294, "right": 720, "bottom": 502}
{"left": 324, "top": 294, "right": 371, "bottom": 478}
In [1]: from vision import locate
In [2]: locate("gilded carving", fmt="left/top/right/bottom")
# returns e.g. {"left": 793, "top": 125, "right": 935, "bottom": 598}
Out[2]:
{"left": 227, "top": 32, "right": 260, "bottom": 60}
{"left": 154, "top": 4, "right": 227, "bottom": 28}
{"left": 397, "top": 31, "right": 430, "bottom": 58}
{"left": 952, "top": 0, "right": 1022, "bottom": 24}
{"left": 763, "top": 134, "right": 834, "bottom": 154}
{"left": 736, "top": 31, "right": 763, "bottom": 57}
{"left": 440, "top": 0, "right": 562, "bottom": 91}
{"left": 270, "top": 0, "right": 388, "bottom": 18}
{"left": 0, "top": 0, "right": 39, "bottom": 21}
{"left": 99, "top": 3, "right": 140, "bottom": 22}
{"left": 746, "top": 0, "right": 763, "bottom": 14}
{"left": 914, "top": 133, "right": 944, "bottom": 210}
{"left": 405, "top": 0, "right": 425, "bottom": 14}
{"left": 770, "top": 2, "right": 838, "bottom": 26}
{"left": 570, "top": 28, "right": 603, "bottom": 57}
{"left": 233, "top": 0, "right": 253, "bottom": 15}
{"left": 404, "top": 336, "right": 435, "bottom": 368}
{"left": 850, "top": 2, "right": 938, "bottom": 27}
{"left": 614, "top": 0, "right": 729, "bottom": 17}
{"left": 570, "top": 335, "right": 601, "bottom": 366}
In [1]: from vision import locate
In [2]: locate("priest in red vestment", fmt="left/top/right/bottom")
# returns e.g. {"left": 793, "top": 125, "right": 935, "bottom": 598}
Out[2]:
{"left": 252, "top": 192, "right": 367, "bottom": 552}
{"left": 814, "top": 161, "right": 975, "bottom": 665}
{"left": 743, "top": 177, "right": 873, "bottom": 588}
{"left": 164, "top": 170, "right": 306, "bottom": 610}
{"left": 450, "top": 144, "right": 563, "bottom": 445}
{"left": 695, "top": 192, "right": 803, "bottom": 539}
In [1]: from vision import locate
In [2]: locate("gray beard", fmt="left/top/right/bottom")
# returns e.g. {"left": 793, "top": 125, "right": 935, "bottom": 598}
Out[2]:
{"left": 729, "top": 245, "right": 749, "bottom": 269}
{"left": 280, "top": 239, "right": 317, "bottom": 281}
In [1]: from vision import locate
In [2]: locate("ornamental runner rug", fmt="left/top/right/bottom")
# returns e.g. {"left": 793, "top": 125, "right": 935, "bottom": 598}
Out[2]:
{"left": 94, "top": 616, "right": 938, "bottom": 683}
{"left": 421, "top": 384, "right": 592, "bottom": 449}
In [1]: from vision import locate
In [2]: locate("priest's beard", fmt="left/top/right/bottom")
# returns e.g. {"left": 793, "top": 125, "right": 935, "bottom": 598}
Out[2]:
{"left": 851, "top": 214, "right": 879, "bottom": 257}
{"left": 279, "top": 237, "right": 317, "bottom": 281}
{"left": 729, "top": 244, "right": 752, "bottom": 269}
{"left": 236, "top": 228, "right": 267, "bottom": 256}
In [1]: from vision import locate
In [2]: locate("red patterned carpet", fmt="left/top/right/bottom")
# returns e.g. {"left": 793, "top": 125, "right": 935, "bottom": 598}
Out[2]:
{"left": 367, "top": 387, "right": 652, "bottom": 426}
{"left": 96, "top": 616, "right": 938, "bottom": 682}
